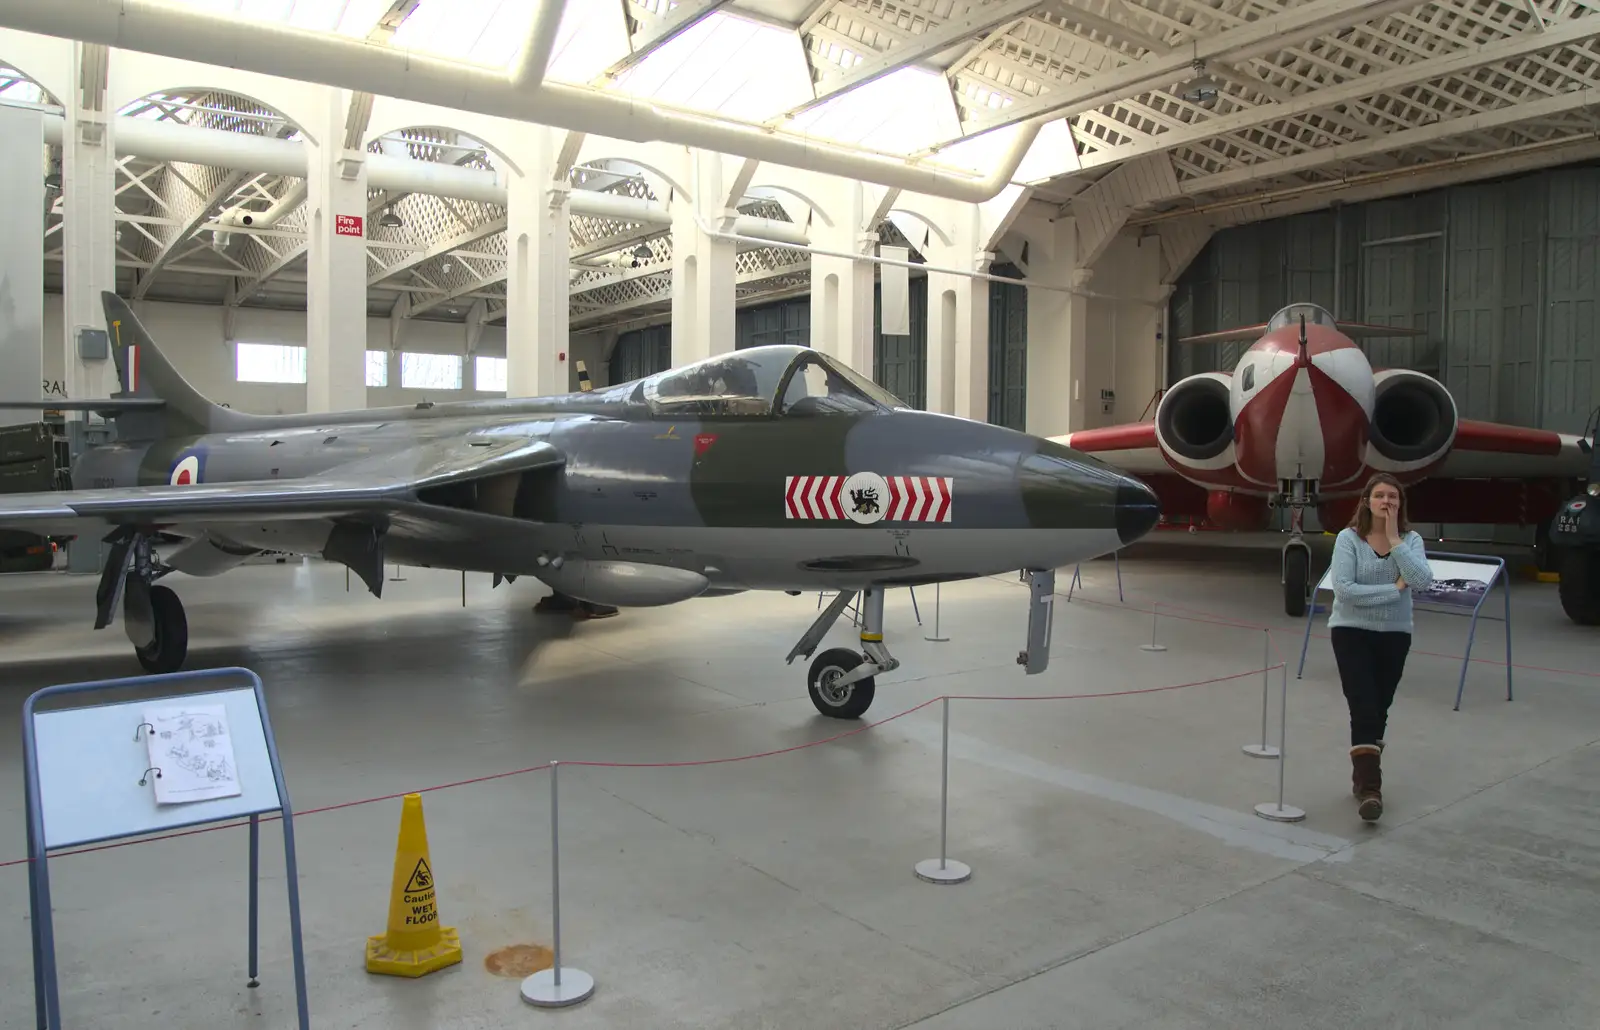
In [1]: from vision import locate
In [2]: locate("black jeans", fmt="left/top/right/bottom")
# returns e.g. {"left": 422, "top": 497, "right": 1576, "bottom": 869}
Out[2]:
{"left": 1330, "top": 627, "right": 1412, "bottom": 747}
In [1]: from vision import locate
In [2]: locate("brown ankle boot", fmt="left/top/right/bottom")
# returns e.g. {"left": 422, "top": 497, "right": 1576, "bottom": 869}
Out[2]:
{"left": 1350, "top": 745, "right": 1383, "bottom": 821}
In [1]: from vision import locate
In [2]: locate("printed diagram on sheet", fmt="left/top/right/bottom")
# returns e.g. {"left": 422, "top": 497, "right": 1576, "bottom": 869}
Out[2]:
{"left": 142, "top": 703, "right": 243, "bottom": 804}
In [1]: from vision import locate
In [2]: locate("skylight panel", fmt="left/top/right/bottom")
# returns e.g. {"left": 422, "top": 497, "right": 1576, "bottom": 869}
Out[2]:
{"left": 334, "top": 0, "right": 396, "bottom": 36}
{"left": 931, "top": 120, "right": 1081, "bottom": 184}
{"left": 390, "top": 0, "right": 501, "bottom": 65}
{"left": 611, "top": 11, "right": 811, "bottom": 122}
{"left": 785, "top": 67, "right": 961, "bottom": 157}
{"left": 544, "top": 1, "right": 630, "bottom": 83}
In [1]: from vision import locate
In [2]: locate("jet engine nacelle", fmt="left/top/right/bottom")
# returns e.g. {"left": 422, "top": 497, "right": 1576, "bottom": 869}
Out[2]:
{"left": 1155, "top": 373, "right": 1237, "bottom": 475}
{"left": 533, "top": 558, "right": 710, "bottom": 607}
{"left": 1364, "top": 369, "right": 1458, "bottom": 474}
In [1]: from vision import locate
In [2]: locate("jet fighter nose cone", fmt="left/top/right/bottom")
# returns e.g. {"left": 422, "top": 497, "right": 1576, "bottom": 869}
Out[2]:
{"left": 1115, "top": 476, "right": 1161, "bottom": 545}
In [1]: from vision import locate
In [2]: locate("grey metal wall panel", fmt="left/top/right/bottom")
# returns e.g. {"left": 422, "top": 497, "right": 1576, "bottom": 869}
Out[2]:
{"left": 873, "top": 275, "right": 927, "bottom": 409}
{"left": 1543, "top": 169, "right": 1599, "bottom": 435}
{"left": 988, "top": 265, "right": 1028, "bottom": 430}
{"left": 736, "top": 296, "right": 810, "bottom": 349}
{"left": 1444, "top": 183, "right": 1502, "bottom": 420}
{"left": 609, "top": 324, "right": 672, "bottom": 383}
{"left": 1501, "top": 182, "right": 1544, "bottom": 427}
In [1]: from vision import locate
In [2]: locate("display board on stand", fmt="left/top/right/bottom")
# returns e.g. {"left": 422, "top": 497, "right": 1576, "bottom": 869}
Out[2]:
{"left": 22, "top": 667, "right": 310, "bottom": 1029}
{"left": 1297, "top": 551, "right": 1512, "bottom": 711}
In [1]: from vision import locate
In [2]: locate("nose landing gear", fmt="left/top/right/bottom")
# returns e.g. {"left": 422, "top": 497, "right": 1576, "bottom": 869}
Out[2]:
{"left": 788, "top": 587, "right": 899, "bottom": 719}
{"left": 1278, "top": 478, "right": 1318, "bottom": 617}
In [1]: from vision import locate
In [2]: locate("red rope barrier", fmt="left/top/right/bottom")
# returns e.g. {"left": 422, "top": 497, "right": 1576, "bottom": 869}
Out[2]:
{"left": 0, "top": 664, "right": 1273, "bottom": 869}
{"left": 1060, "top": 572, "right": 1599, "bottom": 680}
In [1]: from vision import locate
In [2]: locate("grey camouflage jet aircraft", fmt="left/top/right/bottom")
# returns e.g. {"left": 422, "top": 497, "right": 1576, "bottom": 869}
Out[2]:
{"left": 0, "top": 293, "right": 1160, "bottom": 718}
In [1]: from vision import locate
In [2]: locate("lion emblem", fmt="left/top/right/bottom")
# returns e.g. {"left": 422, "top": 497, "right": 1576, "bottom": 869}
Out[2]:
{"left": 850, "top": 486, "right": 881, "bottom": 516}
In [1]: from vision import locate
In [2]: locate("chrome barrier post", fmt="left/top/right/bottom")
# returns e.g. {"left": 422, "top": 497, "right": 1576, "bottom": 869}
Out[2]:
{"left": 1255, "top": 665, "right": 1306, "bottom": 823}
{"left": 1243, "top": 628, "right": 1280, "bottom": 758}
{"left": 521, "top": 761, "right": 596, "bottom": 1007}
{"left": 1139, "top": 602, "right": 1167, "bottom": 652}
{"left": 915, "top": 698, "right": 970, "bottom": 884}
{"left": 924, "top": 582, "right": 949, "bottom": 643}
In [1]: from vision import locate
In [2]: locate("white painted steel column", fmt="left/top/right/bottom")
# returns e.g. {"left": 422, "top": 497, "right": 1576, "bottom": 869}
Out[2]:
{"left": 1023, "top": 217, "right": 1087, "bottom": 437}
{"left": 0, "top": 103, "right": 44, "bottom": 425}
{"left": 304, "top": 87, "right": 368, "bottom": 413}
{"left": 669, "top": 150, "right": 736, "bottom": 366}
{"left": 923, "top": 208, "right": 989, "bottom": 420}
{"left": 504, "top": 126, "right": 570, "bottom": 397}
{"left": 808, "top": 182, "right": 875, "bottom": 375}
{"left": 59, "top": 43, "right": 116, "bottom": 409}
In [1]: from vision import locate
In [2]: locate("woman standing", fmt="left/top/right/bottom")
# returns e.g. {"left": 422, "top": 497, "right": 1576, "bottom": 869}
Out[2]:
{"left": 1327, "top": 472, "right": 1434, "bottom": 822}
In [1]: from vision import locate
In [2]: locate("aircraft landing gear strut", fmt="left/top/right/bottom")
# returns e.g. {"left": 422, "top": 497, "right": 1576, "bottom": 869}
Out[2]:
{"left": 788, "top": 586, "right": 900, "bottom": 719}
{"left": 97, "top": 528, "right": 189, "bottom": 674}
{"left": 1280, "top": 479, "right": 1316, "bottom": 618}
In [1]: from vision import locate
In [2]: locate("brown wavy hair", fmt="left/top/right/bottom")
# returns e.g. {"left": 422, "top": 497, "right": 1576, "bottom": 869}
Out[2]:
{"left": 1349, "top": 472, "right": 1408, "bottom": 536}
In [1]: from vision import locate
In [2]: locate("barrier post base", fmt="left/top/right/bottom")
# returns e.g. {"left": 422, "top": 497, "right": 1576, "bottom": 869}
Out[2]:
{"left": 914, "top": 858, "right": 971, "bottom": 884}
{"left": 521, "top": 967, "right": 595, "bottom": 1008}
{"left": 1254, "top": 802, "right": 1306, "bottom": 823}
{"left": 1139, "top": 643, "right": 1167, "bottom": 652}
{"left": 1241, "top": 744, "right": 1281, "bottom": 759}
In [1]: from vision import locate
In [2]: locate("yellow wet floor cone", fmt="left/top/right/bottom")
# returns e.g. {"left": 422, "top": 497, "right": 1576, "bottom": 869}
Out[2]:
{"left": 365, "top": 793, "right": 463, "bottom": 977}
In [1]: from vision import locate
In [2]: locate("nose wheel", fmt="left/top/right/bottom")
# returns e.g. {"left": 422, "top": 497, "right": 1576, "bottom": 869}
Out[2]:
{"left": 807, "top": 648, "right": 877, "bottom": 719}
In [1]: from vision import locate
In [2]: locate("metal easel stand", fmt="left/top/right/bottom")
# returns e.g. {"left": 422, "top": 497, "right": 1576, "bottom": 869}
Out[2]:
{"left": 1297, "top": 552, "right": 1514, "bottom": 712}
{"left": 22, "top": 667, "right": 309, "bottom": 1030}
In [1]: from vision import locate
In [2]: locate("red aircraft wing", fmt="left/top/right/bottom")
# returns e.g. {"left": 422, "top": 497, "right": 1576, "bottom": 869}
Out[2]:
{"left": 1432, "top": 419, "right": 1591, "bottom": 481}
{"left": 1056, "top": 422, "right": 1169, "bottom": 476}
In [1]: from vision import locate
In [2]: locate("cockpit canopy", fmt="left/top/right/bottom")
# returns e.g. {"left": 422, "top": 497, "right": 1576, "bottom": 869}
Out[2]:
{"left": 638, "top": 346, "right": 908, "bottom": 419}
{"left": 1266, "top": 302, "right": 1337, "bottom": 334}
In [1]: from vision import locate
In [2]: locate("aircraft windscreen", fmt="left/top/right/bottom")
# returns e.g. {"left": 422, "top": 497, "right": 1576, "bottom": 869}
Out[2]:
{"left": 779, "top": 353, "right": 908, "bottom": 417}
{"left": 642, "top": 350, "right": 793, "bottom": 417}
{"left": 1266, "top": 303, "right": 1337, "bottom": 334}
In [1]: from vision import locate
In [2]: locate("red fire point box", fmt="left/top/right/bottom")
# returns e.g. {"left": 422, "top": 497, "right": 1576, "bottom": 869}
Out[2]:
{"left": 335, "top": 214, "right": 364, "bottom": 237}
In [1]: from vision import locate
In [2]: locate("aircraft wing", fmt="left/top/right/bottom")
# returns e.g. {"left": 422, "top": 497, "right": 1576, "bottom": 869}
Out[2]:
{"left": 1054, "top": 423, "right": 1170, "bottom": 476}
{"left": 0, "top": 435, "right": 565, "bottom": 538}
{"left": 1433, "top": 419, "right": 1591, "bottom": 480}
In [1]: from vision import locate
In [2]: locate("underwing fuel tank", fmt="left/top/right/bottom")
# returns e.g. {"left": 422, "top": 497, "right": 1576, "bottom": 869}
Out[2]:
{"left": 532, "top": 558, "right": 711, "bottom": 607}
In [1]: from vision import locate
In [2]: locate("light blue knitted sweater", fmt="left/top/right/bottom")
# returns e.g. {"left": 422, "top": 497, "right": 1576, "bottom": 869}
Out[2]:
{"left": 1326, "top": 527, "right": 1435, "bottom": 633}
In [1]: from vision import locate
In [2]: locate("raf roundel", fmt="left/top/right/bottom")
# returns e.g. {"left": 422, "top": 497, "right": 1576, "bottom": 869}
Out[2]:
{"left": 169, "top": 451, "right": 204, "bottom": 486}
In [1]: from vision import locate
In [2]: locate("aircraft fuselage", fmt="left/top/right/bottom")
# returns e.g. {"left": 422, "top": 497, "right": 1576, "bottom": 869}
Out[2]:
{"left": 74, "top": 402, "right": 1156, "bottom": 597}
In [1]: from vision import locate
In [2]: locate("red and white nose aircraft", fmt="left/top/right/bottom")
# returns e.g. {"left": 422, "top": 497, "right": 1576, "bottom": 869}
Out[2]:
{"left": 1055, "top": 302, "right": 1591, "bottom": 615}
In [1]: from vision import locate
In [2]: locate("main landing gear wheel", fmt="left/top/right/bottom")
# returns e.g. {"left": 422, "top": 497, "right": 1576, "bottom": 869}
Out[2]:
{"left": 808, "top": 647, "right": 876, "bottom": 720}
{"left": 135, "top": 584, "right": 189, "bottom": 674}
{"left": 1557, "top": 546, "right": 1600, "bottom": 626}
{"left": 1283, "top": 546, "right": 1310, "bottom": 618}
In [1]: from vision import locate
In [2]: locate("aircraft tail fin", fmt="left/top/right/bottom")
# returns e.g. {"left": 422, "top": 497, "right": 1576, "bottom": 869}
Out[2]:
{"left": 102, "top": 291, "right": 246, "bottom": 440}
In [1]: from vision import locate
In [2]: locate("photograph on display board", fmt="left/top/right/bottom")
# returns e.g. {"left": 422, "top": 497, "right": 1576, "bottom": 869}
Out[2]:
{"left": 1412, "top": 559, "right": 1500, "bottom": 610}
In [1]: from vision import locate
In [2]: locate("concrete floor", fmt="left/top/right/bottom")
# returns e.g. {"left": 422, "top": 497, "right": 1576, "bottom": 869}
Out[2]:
{"left": 0, "top": 541, "right": 1596, "bottom": 1029}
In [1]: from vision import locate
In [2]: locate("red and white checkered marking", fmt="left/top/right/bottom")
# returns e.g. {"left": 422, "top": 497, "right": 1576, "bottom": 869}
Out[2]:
{"left": 785, "top": 475, "right": 952, "bottom": 522}
{"left": 885, "top": 476, "right": 953, "bottom": 522}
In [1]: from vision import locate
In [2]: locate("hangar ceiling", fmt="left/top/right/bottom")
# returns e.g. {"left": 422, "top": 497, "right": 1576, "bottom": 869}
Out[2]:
{"left": 12, "top": 0, "right": 1600, "bottom": 330}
